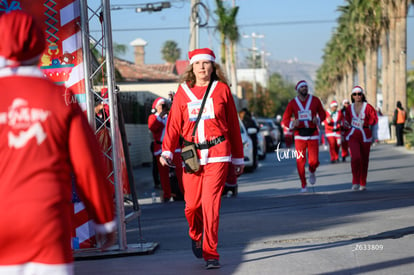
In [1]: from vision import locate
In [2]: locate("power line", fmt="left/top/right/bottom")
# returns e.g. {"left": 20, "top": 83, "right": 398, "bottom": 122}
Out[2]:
{"left": 91, "top": 15, "right": 414, "bottom": 33}
{"left": 90, "top": 19, "right": 337, "bottom": 33}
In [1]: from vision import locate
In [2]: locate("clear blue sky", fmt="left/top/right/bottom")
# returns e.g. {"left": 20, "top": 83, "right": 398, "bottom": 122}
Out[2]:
{"left": 92, "top": 0, "right": 414, "bottom": 68}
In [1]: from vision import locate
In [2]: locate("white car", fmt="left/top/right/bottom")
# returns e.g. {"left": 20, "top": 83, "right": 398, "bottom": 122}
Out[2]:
{"left": 239, "top": 118, "right": 256, "bottom": 172}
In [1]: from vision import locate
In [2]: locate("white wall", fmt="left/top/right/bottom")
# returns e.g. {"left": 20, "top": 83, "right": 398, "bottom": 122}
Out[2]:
{"left": 125, "top": 124, "right": 153, "bottom": 167}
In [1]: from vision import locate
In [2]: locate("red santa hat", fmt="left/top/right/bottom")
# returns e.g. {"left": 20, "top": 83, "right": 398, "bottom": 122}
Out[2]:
{"left": 188, "top": 48, "right": 216, "bottom": 64}
{"left": 351, "top": 85, "right": 364, "bottom": 94}
{"left": 342, "top": 99, "right": 350, "bottom": 105}
{"left": 151, "top": 97, "right": 166, "bottom": 113}
{"left": 0, "top": 11, "right": 46, "bottom": 67}
{"left": 295, "top": 80, "right": 308, "bottom": 91}
{"left": 330, "top": 100, "right": 338, "bottom": 108}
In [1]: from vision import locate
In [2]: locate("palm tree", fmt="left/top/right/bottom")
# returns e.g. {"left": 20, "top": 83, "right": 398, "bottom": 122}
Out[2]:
{"left": 161, "top": 40, "right": 181, "bottom": 64}
{"left": 394, "top": 0, "right": 409, "bottom": 112}
{"left": 214, "top": 0, "right": 240, "bottom": 96}
{"left": 317, "top": 0, "right": 412, "bottom": 114}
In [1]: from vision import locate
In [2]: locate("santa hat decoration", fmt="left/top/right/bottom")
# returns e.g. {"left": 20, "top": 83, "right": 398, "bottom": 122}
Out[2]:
{"left": 342, "top": 99, "right": 350, "bottom": 105}
{"left": 151, "top": 97, "right": 165, "bottom": 113}
{"left": 0, "top": 11, "right": 46, "bottom": 67}
{"left": 188, "top": 48, "right": 216, "bottom": 64}
{"left": 330, "top": 100, "right": 338, "bottom": 108}
{"left": 295, "top": 80, "right": 308, "bottom": 91}
{"left": 351, "top": 86, "right": 364, "bottom": 94}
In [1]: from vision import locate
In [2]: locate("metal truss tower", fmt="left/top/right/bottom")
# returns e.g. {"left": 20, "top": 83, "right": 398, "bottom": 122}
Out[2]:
{"left": 77, "top": 0, "right": 157, "bottom": 257}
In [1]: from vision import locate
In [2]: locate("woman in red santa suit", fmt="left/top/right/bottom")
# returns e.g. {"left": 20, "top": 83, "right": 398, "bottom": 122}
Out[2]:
{"left": 282, "top": 80, "right": 326, "bottom": 193}
{"left": 344, "top": 86, "right": 378, "bottom": 191}
{"left": 0, "top": 11, "right": 115, "bottom": 275}
{"left": 324, "top": 100, "right": 343, "bottom": 163}
{"left": 160, "top": 48, "right": 244, "bottom": 269}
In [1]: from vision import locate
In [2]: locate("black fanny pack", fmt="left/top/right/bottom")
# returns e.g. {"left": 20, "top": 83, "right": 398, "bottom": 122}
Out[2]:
{"left": 298, "top": 128, "right": 317, "bottom": 136}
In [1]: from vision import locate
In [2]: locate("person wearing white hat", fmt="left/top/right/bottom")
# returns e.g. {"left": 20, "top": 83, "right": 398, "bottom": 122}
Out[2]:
{"left": 160, "top": 48, "right": 244, "bottom": 269}
{"left": 0, "top": 11, "right": 115, "bottom": 274}
{"left": 282, "top": 80, "right": 326, "bottom": 193}
{"left": 344, "top": 86, "right": 378, "bottom": 191}
{"left": 324, "top": 100, "right": 343, "bottom": 163}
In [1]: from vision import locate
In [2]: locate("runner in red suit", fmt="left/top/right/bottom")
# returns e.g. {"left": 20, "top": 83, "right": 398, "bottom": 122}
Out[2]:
{"left": 0, "top": 11, "right": 115, "bottom": 275}
{"left": 344, "top": 86, "right": 378, "bottom": 191}
{"left": 160, "top": 48, "right": 244, "bottom": 269}
{"left": 324, "top": 100, "right": 343, "bottom": 163}
{"left": 282, "top": 80, "right": 326, "bottom": 193}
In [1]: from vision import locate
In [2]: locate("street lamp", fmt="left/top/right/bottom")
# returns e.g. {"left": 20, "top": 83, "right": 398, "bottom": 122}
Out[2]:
{"left": 135, "top": 2, "right": 171, "bottom": 13}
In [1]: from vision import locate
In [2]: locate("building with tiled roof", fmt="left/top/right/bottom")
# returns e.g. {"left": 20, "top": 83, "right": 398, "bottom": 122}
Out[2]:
{"left": 114, "top": 37, "right": 188, "bottom": 83}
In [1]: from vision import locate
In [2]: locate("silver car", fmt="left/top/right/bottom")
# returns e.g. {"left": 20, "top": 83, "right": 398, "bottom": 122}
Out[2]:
{"left": 257, "top": 118, "right": 281, "bottom": 152}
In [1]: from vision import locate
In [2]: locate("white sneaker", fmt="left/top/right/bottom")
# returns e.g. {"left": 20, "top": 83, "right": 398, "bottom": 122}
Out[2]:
{"left": 359, "top": 186, "right": 366, "bottom": 191}
{"left": 309, "top": 173, "right": 316, "bottom": 185}
{"left": 352, "top": 184, "right": 359, "bottom": 191}
{"left": 301, "top": 187, "right": 308, "bottom": 193}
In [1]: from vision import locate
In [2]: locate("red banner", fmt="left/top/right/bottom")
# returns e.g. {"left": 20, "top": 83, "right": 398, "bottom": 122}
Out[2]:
{"left": 0, "top": 0, "right": 86, "bottom": 110}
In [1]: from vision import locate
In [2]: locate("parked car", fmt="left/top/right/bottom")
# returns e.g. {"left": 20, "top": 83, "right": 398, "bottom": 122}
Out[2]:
{"left": 256, "top": 130, "right": 266, "bottom": 160}
{"left": 239, "top": 118, "right": 256, "bottom": 172}
{"left": 257, "top": 117, "right": 281, "bottom": 152}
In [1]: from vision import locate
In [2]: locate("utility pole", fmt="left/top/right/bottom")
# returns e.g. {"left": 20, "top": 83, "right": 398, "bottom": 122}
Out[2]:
{"left": 189, "top": 0, "right": 200, "bottom": 51}
{"left": 243, "top": 32, "right": 264, "bottom": 113}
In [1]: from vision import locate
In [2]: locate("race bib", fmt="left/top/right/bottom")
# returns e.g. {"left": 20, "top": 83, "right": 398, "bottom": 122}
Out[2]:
{"left": 188, "top": 98, "right": 215, "bottom": 121}
{"left": 351, "top": 118, "right": 363, "bottom": 129}
{"left": 298, "top": 110, "right": 312, "bottom": 121}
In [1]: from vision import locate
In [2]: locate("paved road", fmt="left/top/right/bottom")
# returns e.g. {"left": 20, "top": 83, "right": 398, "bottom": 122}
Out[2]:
{"left": 75, "top": 144, "right": 414, "bottom": 274}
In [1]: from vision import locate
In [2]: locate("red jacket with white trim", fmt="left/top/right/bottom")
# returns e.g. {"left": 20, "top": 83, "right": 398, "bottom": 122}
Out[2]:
{"left": 0, "top": 67, "right": 115, "bottom": 265}
{"left": 148, "top": 113, "right": 167, "bottom": 156}
{"left": 345, "top": 102, "right": 378, "bottom": 142}
{"left": 324, "top": 109, "right": 343, "bottom": 137}
{"left": 162, "top": 81, "right": 243, "bottom": 165}
{"left": 282, "top": 94, "right": 326, "bottom": 139}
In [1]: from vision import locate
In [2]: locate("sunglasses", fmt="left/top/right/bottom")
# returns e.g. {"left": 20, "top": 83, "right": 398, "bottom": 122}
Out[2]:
{"left": 352, "top": 92, "right": 363, "bottom": 96}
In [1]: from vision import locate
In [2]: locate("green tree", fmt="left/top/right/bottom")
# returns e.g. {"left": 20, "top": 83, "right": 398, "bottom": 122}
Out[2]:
{"left": 161, "top": 40, "right": 181, "bottom": 64}
{"left": 267, "top": 73, "right": 296, "bottom": 116}
{"left": 90, "top": 42, "right": 126, "bottom": 84}
{"left": 407, "top": 62, "right": 414, "bottom": 110}
{"left": 214, "top": 0, "right": 239, "bottom": 95}
{"left": 239, "top": 73, "right": 296, "bottom": 117}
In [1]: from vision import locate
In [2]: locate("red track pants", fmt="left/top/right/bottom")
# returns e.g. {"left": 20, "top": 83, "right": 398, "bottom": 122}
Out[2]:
{"left": 182, "top": 162, "right": 228, "bottom": 261}
{"left": 349, "top": 138, "right": 371, "bottom": 186}
{"left": 327, "top": 136, "right": 340, "bottom": 162}
{"left": 295, "top": 139, "right": 320, "bottom": 188}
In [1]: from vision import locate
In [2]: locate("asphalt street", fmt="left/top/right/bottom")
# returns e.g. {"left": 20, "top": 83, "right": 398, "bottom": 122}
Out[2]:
{"left": 75, "top": 143, "right": 414, "bottom": 275}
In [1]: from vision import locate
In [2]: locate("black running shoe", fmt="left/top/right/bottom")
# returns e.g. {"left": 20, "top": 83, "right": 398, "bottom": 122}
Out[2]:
{"left": 191, "top": 239, "right": 202, "bottom": 259}
{"left": 205, "top": 259, "right": 221, "bottom": 269}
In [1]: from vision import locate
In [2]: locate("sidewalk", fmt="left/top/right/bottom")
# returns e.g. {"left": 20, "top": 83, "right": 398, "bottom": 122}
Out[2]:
{"left": 131, "top": 163, "right": 162, "bottom": 205}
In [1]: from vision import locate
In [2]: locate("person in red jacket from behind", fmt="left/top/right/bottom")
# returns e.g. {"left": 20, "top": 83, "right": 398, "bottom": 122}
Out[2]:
{"left": 282, "top": 80, "right": 326, "bottom": 193}
{"left": 324, "top": 100, "right": 343, "bottom": 163}
{"left": 160, "top": 48, "right": 244, "bottom": 269}
{"left": 0, "top": 11, "right": 115, "bottom": 275}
